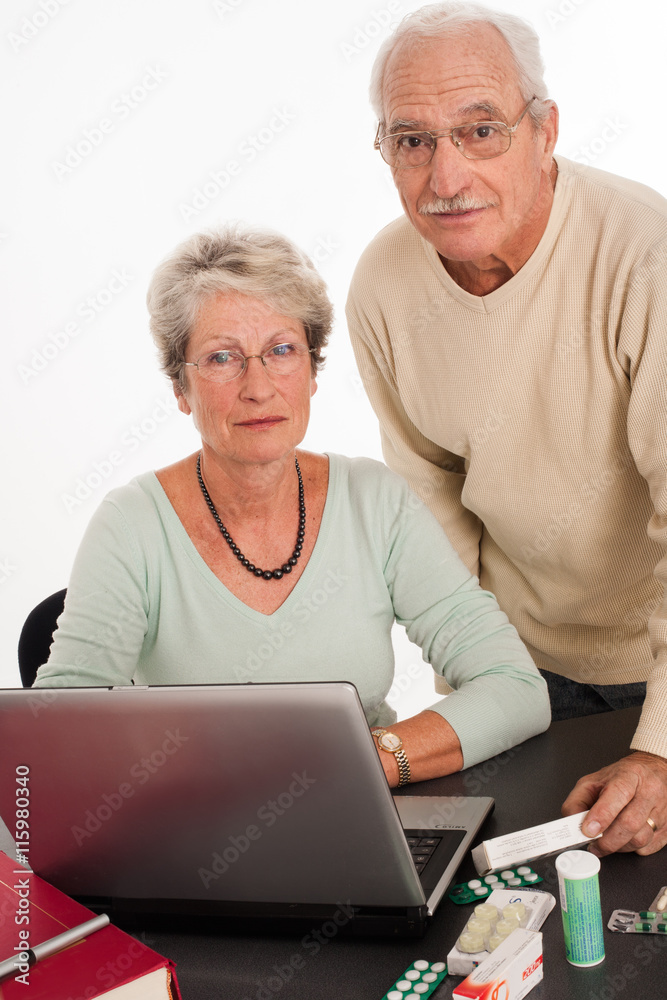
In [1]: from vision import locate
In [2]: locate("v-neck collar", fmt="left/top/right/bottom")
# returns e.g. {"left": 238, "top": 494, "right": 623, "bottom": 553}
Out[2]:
{"left": 144, "top": 454, "right": 338, "bottom": 622}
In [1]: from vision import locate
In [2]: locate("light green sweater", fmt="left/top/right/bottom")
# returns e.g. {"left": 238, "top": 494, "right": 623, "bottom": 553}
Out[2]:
{"left": 34, "top": 454, "right": 549, "bottom": 767}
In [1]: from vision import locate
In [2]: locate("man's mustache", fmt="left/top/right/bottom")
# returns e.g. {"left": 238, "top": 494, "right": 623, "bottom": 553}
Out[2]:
{"left": 419, "top": 194, "right": 498, "bottom": 215}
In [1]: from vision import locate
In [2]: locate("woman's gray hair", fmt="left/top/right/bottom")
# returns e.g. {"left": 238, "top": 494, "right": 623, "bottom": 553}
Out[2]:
{"left": 147, "top": 224, "right": 333, "bottom": 391}
{"left": 370, "top": 2, "right": 551, "bottom": 130}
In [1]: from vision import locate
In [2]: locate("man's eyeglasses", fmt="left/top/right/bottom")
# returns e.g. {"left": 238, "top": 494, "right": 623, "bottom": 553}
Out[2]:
{"left": 182, "top": 343, "right": 313, "bottom": 384}
{"left": 375, "top": 96, "right": 538, "bottom": 169}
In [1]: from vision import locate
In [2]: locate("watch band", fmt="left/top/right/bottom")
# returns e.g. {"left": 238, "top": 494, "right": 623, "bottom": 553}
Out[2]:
{"left": 371, "top": 728, "right": 411, "bottom": 786}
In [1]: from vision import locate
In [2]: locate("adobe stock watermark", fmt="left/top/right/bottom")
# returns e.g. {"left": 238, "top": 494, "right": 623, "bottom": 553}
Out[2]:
{"left": 13, "top": 872, "right": 31, "bottom": 986}
{"left": 70, "top": 728, "right": 189, "bottom": 846}
{"left": 28, "top": 589, "right": 143, "bottom": 695}
{"left": 198, "top": 771, "right": 316, "bottom": 888}
{"left": 350, "top": 372, "right": 366, "bottom": 398}
{"left": 569, "top": 116, "right": 628, "bottom": 167}
{"left": 179, "top": 106, "right": 296, "bottom": 222}
{"left": 233, "top": 567, "right": 350, "bottom": 680}
{"left": 552, "top": 300, "right": 608, "bottom": 367}
{"left": 17, "top": 268, "right": 134, "bottom": 384}
{"left": 409, "top": 794, "right": 471, "bottom": 831}
{"left": 521, "top": 446, "right": 636, "bottom": 564}
{"left": 60, "top": 393, "right": 180, "bottom": 513}
{"left": 573, "top": 596, "right": 659, "bottom": 685}
{"left": 309, "top": 234, "right": 340, "bottom": 266}
{"left": 587, "top": 934, "right": 667, "bottom": 1000}
{"left": 407, "top": 294, "right": 448, "bottom": 345}
{"left": 95, "top": 934, "right": 163, "bottom": 994}
{"left": 52, "top": 66, "right": 168, "bottom": 180}
{"left": 212, "top": 0, "right": 249, "bottom": 15}
{"left": 387, "top": 660, "right": 426, "bottom": 708}
{"left": 463, "top": 745, "right": 522, "bottom": 796}
{"left": 0, "top": 557, "right": 17, "bottom": 585}
{"left": 544, "top": 0, "right": 589, "bottom": 28}
{"left": 452, "top": 406, "right": 510, "bottom": 454}
{"left": 339, "top": 1, "right": 402, "bottom": 63}
{"left": 0, "top": 893, "right": 16, "bottom": 931}
{"left": 7, "top": 0, "right": 72, "bottom": 54}
{"left": 240, "top": 901, "right": 358, "bottom": 1000}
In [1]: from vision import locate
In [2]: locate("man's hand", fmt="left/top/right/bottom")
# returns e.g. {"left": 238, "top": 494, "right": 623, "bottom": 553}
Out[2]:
{"left": 562, "top": 751, "right": 667, "bottom": 856}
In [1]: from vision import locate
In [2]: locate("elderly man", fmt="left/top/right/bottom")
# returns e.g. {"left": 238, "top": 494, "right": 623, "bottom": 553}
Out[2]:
{"left": 347, "top": 1, "right": 667, "bottom": 857}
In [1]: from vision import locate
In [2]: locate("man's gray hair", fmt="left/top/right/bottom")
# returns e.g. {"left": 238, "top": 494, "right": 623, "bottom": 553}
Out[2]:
{"left": 370, "top": 1, "right": 550, "bottom": 129}
{"left": 147, "top": 224, "right": 333, "bottom": 391}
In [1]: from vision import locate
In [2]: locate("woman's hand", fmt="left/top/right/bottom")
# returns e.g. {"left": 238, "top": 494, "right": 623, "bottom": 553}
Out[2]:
{"left": 373, "top": 710, "right": 464, "bottom": 788}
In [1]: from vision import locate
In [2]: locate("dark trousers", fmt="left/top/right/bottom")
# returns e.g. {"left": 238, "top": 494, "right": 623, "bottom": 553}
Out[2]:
{"left": 538, "top": 669, "right": 646, "bottom": 723}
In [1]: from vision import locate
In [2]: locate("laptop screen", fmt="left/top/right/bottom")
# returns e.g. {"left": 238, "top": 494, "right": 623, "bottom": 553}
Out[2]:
{"left": 0, "top": 682, "right": 491, "bottom": 924}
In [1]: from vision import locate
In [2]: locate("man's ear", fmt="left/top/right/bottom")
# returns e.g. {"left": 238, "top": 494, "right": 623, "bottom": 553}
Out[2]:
{"left": 540, "top": 100, "right": 559, "bottom": 164}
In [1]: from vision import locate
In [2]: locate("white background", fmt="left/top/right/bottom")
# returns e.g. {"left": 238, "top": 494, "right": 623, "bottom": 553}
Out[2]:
{"left": 2, "top": 0, "right": 665, "bottom": 715}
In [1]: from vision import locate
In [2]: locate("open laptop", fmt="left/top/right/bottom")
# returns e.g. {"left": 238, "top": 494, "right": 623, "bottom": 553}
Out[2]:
{"left": 0, "top": 682, "right": 493, "bottom": 935}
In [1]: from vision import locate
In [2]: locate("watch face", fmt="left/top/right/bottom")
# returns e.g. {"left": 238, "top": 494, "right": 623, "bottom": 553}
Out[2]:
{"left": 379, "top": 733, "right": 402, "bottom": 752}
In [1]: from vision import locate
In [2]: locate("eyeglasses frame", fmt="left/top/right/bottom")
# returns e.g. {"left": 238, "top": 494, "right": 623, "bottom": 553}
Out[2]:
{"left": 182, "top": 343, "right": 315, "bottom": 384}
{"left": 374, "top": 95, "right": 539, "bottom": 168}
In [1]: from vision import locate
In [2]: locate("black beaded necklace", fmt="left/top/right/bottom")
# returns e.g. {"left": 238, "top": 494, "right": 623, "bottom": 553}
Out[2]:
{"left": 196, "top": 453, "right": 305, "bottom": 581}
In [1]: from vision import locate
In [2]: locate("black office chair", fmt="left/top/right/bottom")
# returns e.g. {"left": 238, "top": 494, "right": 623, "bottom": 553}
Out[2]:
{"left": 17, "top": 589, "right": 67, "bottom": 688}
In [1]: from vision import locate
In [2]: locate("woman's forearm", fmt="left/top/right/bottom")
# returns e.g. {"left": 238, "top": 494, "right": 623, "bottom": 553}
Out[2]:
{"left": 374, "top": 709, "right": 464, "bottom": 788}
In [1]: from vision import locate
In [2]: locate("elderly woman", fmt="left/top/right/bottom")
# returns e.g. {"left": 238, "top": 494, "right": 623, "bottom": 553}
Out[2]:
{"left": 34, "top": 225, "right": 550, "bottom": 785}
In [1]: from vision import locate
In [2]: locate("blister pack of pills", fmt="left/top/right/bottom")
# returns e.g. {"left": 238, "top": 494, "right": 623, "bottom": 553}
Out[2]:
{"left": 608, "top": 886, "right": 667, "bottom": 934}
{"left": 447, "top": 888, "right": 555, "bottom": 977}
{"left": 380, "top": 960, "right": 447, "bottom": 999}
{"left": 608, "top": 911, "right": 667, "bottom": 934}
{"left": 449, "top": 866, "right": 542, "bottom": 904}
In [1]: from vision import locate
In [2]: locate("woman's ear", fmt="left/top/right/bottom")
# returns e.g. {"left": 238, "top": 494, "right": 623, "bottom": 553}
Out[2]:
{"left": 174, "top": 380, "right": 192, "bottom": 416}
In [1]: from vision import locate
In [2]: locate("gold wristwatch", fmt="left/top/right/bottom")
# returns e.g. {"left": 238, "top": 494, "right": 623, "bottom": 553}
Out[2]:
{"left": 371, "top": 728, "right": 411, "bottom": 786}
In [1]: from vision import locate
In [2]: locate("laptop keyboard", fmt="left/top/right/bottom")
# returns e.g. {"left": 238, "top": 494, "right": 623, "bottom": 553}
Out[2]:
{"left": 404, "top": 827, "right": 467, "bottom": 895}
{"left": 406, "top": 835, "right": 442, "bottom": 875}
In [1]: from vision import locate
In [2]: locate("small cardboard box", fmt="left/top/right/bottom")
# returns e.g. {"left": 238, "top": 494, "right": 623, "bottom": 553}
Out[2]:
{"left": 453, "top": 929, "right": 543, "bottom": 1000}
{"left": 471, "top": 811, "right": 599, "bottom": 875}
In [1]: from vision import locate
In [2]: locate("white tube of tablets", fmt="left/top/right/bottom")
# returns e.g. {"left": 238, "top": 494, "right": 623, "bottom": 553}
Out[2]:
{"left": 555, "top": 850, "right": 605, "bottom": 966}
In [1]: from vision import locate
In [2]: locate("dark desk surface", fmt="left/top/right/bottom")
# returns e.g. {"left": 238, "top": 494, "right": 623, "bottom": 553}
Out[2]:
{"left": 122, "top": 708, "right": 667, "bottom": 999}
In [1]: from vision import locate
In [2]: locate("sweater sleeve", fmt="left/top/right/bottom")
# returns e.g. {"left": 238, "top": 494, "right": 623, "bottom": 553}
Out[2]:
{"left": 378, "top": 467, "right": 551, "bottom": 768}
{"left": 33, "top": 496, "right": 149, "bottom": 688}
{"left": 619, "top": 240, "right": 667, "bottom": 758}
{"left": 346, "top": 266, "right": 483, "bottom": 578}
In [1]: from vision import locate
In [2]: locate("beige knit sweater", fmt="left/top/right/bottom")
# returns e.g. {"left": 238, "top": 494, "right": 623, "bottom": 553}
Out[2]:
{"left": 347, "top": 156, "right": 667, "bottom": 758}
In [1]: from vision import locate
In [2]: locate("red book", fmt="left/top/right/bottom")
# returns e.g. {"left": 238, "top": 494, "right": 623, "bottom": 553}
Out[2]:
{"left": 0, "top": 851, "right": 181, "bottom": 999}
